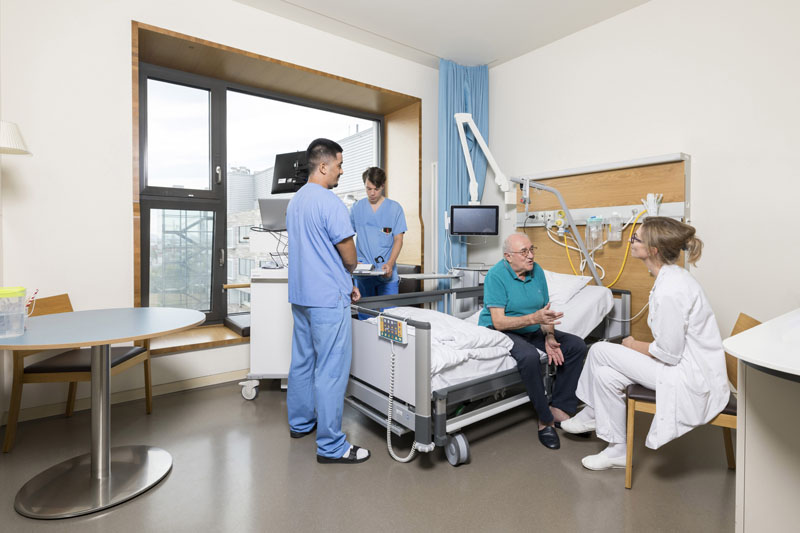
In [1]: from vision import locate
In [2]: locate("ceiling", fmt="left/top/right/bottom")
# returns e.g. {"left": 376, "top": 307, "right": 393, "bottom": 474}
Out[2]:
{"left": 235, "top": 0, "right": 650, "bottom": 68}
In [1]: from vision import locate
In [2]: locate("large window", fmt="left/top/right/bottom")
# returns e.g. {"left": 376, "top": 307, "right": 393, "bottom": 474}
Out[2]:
{"left": 225, "top": 90, "right": 377, "bottom": 313}
{"left": 139, "top": 64, "right": 381, "bottom": 322}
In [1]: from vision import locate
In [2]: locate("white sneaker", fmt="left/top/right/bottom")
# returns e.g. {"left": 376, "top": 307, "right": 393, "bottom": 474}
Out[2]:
{"left": 581, "top": 453, "right": 626, "bottom": 471}
{"left": 559, "top": 416, "right": 596, "bottom": 435}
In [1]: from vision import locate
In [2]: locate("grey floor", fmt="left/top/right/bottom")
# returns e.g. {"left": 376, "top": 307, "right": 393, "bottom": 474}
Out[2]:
{"left": 0, "top": 381, "right": 734, "bottom": 532}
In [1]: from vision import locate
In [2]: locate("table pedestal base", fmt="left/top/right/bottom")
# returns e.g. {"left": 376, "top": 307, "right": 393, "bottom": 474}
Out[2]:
{"left": 14, "top": 445, "right": 172, "bottom": 519}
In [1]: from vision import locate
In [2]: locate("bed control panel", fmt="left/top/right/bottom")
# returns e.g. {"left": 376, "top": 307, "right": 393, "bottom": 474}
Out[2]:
{"left": 378, "top": 315, "right": 408, "bottom": 344}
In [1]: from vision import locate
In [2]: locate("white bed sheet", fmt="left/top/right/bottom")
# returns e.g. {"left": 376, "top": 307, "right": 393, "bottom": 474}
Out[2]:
{"left": 370, "top": 284, "right": 614, "bottom": 390}
{"left": 431, "top": 354, "right": 518, "bottom": 391}
{"left": 550, "top": 284, "right": 614, "bottom": 339}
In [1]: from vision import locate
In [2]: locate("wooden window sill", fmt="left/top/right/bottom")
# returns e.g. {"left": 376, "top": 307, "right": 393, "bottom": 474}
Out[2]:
{"left": 149, "top": 324, "right": 249, "bottom": 357}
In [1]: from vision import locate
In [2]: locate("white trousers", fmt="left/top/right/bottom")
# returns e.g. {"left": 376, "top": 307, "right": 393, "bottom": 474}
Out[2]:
{"left": 576, "top": 341, "right": 664, "bottom": 444}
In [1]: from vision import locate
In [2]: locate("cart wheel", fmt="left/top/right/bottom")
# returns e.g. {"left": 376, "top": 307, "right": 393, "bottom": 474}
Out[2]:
{"left": 445, "top": 433, "right": 469, "bottom": 466}
{"left": 241, "top": 384, "right": 258, "bottom": 401}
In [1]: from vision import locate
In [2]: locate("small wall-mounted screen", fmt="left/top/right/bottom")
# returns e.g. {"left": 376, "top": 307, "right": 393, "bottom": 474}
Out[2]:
{"left": 450, "top": 205, "right": 499, "bottom": 236}
{"left": 271, "top": 151, "right": 309, "bottom": 195}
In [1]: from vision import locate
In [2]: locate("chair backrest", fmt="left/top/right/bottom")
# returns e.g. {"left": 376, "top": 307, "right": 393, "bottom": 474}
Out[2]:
{"left": 16, "top": 294, "right": 74, "bottom": 358}
{"left": 29, "top": 293, "right": 73, "bottom": 317}
{"left": 725, "top": 312, "right": 761, "bottom": 390}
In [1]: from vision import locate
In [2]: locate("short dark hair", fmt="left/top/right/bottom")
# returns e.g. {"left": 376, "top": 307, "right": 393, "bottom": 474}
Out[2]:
{"left": 362, "top": 167, "right": 386, "bottom": 188}
{"left": 306, "top": 138, "right": 343, "bottom": 172}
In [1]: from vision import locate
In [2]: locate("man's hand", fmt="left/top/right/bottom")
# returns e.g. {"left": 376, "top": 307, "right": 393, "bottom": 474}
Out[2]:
{"left": 350, "top": 286, "right": 361, "bottom": 303}
{"left": 545, "top": 333, "right": 564, "bottom": 365}
{"left": 531, "top": 303, "right": 563, "bottom": 326}
{"left": 381, "top": 262, "right": 393, "bottom": 279}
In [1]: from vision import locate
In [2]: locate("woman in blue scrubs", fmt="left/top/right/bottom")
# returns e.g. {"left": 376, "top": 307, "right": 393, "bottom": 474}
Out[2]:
{"left": 350, "top": 167, "right": 407, "bottom": 299}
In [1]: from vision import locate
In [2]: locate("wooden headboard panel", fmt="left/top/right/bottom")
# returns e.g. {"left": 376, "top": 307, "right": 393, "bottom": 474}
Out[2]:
{"left": 518, "top": 160, "right": 687, "bottom": 342}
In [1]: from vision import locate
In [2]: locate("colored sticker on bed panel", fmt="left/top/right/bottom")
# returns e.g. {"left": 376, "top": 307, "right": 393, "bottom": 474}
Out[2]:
{"left": 379, "top": 316, "right": 408, "bottom": 344}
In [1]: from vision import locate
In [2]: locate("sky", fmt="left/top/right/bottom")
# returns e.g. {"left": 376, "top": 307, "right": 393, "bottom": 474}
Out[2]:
{"left": 146, "top": 79, "right": 375, "bottom": 190}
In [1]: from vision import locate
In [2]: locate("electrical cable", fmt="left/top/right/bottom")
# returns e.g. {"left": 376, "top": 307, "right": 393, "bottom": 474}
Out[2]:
{"left": 385, "top": 335, "right": 417, "bottom": 463}
{"left": 607, "top": 302, "right": 650, "bottom": 322}
{"left": 606, "top": 209, "right": 647, "bottom": 289}
{"left": 563, "top": 232, "right": 580, "bottom": 276}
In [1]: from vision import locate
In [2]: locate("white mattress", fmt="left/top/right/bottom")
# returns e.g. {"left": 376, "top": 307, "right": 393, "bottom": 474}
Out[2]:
{"left": 431, "top": 354, "right": 518, "bottom": 391}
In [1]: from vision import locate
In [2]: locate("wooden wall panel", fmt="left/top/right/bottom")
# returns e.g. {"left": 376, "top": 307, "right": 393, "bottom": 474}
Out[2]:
{"left": 519, "top": 161, "right": 686, "bottom": 342}
{"left": 385, "top": 102, "right": 422, "bottom": 268}
{"left": 136, "top": 23, "right": 418, "bottom": 117}
{"left": 518, "top": 161, "right": 684, "bottom": 211}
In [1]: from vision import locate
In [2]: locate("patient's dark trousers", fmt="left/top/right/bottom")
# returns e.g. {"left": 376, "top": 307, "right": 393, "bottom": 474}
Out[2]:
{"left": 504, "top": 329, "right": 587, "bottom": 425}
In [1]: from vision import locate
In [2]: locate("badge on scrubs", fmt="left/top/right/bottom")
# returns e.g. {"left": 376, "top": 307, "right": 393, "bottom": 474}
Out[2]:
{"left": 382, "top": 227, "right": 392, "bottom": 234}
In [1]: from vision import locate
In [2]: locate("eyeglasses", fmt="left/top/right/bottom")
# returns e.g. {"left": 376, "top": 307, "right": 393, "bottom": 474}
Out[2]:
{"left": 509, "top": 246, "right": 537, "bottom": 256}
{"left": 630, "top": 234, "right": 642, "bottom": 244}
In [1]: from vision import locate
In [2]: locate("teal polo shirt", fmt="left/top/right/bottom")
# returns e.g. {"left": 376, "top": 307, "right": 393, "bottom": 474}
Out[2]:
{"left": 478, "top": 259, "right": 549, "bottom": 335}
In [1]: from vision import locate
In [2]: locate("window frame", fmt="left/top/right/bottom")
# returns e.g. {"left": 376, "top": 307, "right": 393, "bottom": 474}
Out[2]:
{"left": 138, "top": 62, "right": 384, "bottom": 323}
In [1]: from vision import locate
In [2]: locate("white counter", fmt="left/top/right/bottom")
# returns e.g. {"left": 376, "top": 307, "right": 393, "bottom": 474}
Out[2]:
{"left": 723, "top": 307, "right": 800, "bottom": 533}
{"left": 723, "top": 308, "right": 800, "bottom": 378}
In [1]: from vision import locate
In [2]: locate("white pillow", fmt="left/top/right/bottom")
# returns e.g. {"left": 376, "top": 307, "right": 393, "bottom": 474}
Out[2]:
{"left": 543, "top": 269, "right": 591, "bottom": 305}
{"left": 463, "top": 307, "right": 482, "bottom": 325}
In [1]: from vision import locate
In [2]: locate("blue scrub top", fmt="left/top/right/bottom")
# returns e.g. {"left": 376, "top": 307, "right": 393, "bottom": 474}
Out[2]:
{"left": 478, "top": 259, "right": 549, "bottom": 334}
{"left": 350, "top": 198, "right": 407, "bottom": 283}
{"left": 286, "top": 183, "right": 354, "bottom": 307}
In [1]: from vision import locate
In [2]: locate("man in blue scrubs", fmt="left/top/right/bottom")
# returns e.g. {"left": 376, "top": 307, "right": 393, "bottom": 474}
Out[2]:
{"left": 478, "top": 233, "right": 587, "bottom": 450}
{"left": 350, "top": 167, "right": 407, "bottom": 301}
{"left": 286, "top": 138, "right": 369, "bottom": 464}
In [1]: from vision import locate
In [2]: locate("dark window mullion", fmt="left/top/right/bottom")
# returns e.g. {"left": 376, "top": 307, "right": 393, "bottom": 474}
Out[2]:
{"left": 210, "top": 83, "right": 227, "bottom": 320}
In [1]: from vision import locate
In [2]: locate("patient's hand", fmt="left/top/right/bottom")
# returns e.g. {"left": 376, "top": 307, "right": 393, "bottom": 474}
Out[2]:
{"left": 532, "top": 303, "right": 563, "bottom": 326}
{"left": 545, "top": 334, "right": 564, "bottom": 365}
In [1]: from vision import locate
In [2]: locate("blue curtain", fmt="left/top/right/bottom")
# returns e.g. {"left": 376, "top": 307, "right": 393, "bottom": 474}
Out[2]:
{"left": 437, "top": 59, "right": 489, "bottom": 273}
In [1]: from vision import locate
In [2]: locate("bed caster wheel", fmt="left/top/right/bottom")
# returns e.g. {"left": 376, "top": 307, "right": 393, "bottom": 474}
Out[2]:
{"left": 445, "top": 433, "right": 469, "bottom": 466}
{"left": 239, "top": 380, "right": 259, "bottom": 401}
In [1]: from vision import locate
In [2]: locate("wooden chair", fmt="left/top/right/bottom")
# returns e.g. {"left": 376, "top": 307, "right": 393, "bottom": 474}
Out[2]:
{"left": 2, "top": 294, "right": 153, "bottom": 452}
{"left": 624, "top": 313, "right": 761, "bottom": 488}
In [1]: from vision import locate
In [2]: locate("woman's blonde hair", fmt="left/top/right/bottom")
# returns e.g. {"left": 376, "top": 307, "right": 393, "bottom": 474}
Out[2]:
{"left": 640, "top": 217, "right": 703, "bottom": 266}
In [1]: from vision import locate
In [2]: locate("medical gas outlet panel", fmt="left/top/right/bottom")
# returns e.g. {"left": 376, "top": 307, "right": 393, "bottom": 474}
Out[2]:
{"left": 516, "top": 202, "right": 684, "bottom": 229}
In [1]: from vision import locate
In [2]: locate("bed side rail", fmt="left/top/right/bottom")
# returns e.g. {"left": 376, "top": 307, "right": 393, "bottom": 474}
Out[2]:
{"left": 587, "top": 288, "right": 631, "bottom": 342}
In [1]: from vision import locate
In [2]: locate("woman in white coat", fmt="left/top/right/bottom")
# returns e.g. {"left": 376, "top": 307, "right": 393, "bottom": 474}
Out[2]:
{"left": 560, "top": 217, "right": 730, "bottom": 470}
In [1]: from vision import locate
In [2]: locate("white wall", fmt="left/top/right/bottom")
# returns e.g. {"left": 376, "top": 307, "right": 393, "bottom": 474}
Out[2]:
{"left": 0, "top": 0, "right": 438, "bottom": 413}
{"left": 481, "top": 0, "right": 800, "bottom": 334}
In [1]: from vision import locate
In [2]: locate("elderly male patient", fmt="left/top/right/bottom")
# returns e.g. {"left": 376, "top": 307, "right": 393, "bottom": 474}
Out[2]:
{"left": 478, "top": 233, "right": 587, "bottom": 449}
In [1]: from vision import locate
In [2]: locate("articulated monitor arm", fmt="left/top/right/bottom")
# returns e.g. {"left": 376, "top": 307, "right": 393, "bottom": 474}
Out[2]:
{"left": 454, "top": 113, "right": 517, "bottom": 206}
{"left": 454, "top": 113, "right": 602, "bottom": 286}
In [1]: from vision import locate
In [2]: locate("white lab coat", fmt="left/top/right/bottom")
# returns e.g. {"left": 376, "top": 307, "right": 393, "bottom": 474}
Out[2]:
{"left": 644, "top": 264, "right": 730, "bottom": 449}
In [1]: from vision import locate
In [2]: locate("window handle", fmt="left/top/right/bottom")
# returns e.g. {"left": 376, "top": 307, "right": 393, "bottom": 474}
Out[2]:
{"left": 219, "top": 248, "right": 225, "bottom": 267}
{"left": 215, "top": 165, "right": 222, "bottom": 185}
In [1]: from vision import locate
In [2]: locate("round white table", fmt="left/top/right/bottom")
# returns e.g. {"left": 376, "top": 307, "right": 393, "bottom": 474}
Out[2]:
{"left": 0, "top": 307, "right": 205, "bottom": 519}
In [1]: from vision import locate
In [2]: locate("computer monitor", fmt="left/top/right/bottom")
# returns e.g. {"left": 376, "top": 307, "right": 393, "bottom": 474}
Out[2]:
{"left": 258, "top": 198, "right": 291, "bottom": 231}
{"left": 270, "top": 151, "right": 309, "bottom": 195}
{"left": 449, "top": 205, "right": 499, "bottom": 236}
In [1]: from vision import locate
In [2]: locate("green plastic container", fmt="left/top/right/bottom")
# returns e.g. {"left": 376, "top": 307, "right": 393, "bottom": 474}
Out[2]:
{"left": 0, "top": 286, "right": 26, "bottom": 338}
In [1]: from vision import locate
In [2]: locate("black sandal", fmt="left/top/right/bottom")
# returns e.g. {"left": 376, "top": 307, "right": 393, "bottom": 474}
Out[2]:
{"left": 317, "top": 445, "right": 370, "bottom": 464}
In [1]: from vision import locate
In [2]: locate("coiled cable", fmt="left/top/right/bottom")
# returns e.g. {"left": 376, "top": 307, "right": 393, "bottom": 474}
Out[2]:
{"left": 386, "top": 338, "right": 417, "bottom": 463}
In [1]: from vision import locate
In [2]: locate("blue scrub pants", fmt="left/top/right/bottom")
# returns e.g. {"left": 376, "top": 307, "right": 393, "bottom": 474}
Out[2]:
{"left": 355, "top": 276, "right": 399, "bottom": 320}
{"left": 287, "top": 296, "right": 352, "bottom": 458}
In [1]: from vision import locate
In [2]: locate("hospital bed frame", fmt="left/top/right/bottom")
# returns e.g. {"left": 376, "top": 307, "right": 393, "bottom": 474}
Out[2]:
{"left": 347, "top": 286, "right": 630, "bottom": 465}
